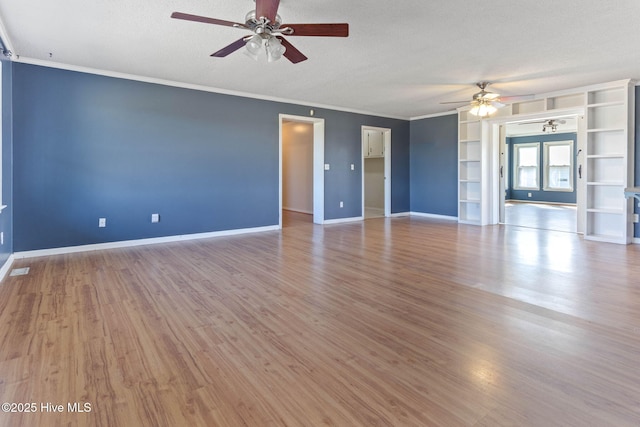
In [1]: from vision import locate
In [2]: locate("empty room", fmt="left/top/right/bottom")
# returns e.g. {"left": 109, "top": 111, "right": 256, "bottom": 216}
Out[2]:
{"left": 0, "top": 1, "right": 640, "bottom": 426}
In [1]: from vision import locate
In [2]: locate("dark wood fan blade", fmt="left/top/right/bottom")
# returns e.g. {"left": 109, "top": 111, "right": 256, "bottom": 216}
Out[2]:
{"left": 277, "top": 37, "right": 308, "bottom": 64}
{"left": 281, "top": 23, "right": 349, "bottom": 37}
{"left": 171, "top": 12, "right": 243, "bottom": 28}
{"left": 256, "top": 0, "right": 281, "bottom": 23}
{"left": 211, "top": 38, "right": 247, "bottom": 57}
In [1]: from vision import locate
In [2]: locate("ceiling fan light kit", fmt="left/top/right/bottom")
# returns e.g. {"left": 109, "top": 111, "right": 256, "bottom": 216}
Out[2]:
{"left": 171, "top": 0, "right": 349, "bottom": 64}
{"left": 443, "top": 82, "right": 532, "bottom": 118}
{"left": 469, "top": 100, "right": 498, "bottom": 118}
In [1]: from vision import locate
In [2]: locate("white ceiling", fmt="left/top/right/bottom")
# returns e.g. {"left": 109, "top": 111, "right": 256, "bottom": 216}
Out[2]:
{"left": 1, "top": 0, "right": 639, "bottom": 119}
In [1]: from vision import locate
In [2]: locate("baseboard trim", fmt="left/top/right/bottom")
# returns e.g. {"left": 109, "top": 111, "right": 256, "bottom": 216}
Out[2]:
{"left": 323, "top": 216, "right": 364, "bottom": 225}
{"left": 410, "top": 212, "right": 458, "bottom": 221}
{"left": 283, "top": 207, "right": 313, "bottom": 215}
{"left": 0, "top": 254, "right": 15, "bottom": 283}
{"left": 13, "top": 225, "right": 281, "bottom": 259}
{"left": 390, "top": 212, "right": 410, "bottom": 218}
{"left": 633, "top": 237, "right": 640, "bottom": 245}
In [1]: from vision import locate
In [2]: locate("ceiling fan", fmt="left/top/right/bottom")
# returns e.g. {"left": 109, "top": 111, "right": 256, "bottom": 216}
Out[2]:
{"left": 441, "top": 82, "right": 532, "bottom": 117}
{"left": 171, "top": 0, "right": 349, "bottom": 64}
{"left": 519, "top": 118, "right": 567, "bottom": 133}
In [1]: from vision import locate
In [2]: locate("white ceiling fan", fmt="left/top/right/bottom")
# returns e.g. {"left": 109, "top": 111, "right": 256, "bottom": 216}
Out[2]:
{"left": 441, "top": 82, "right": 533, "bottom": 117}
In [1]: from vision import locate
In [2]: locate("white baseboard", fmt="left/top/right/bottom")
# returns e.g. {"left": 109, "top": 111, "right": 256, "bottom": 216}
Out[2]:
{"left": 0, "top": 254, "right": 15, "bottom": 283}
{"left": 633, "top": 237, "right": 640, "bottom": 245}
{"left": 13, "top": 225, "right": 281, "bottom": 259}
{"left": 283, "top": 207, "right": 313, "bottom": 215}
{"left": 410, "top": 212, "right": 458, "bottom": 221}
{"left": 323, "top": 216, "right": 364, "bottom": 225}
{"left": 390, "top": 212, "right": 410, "bottom": 218}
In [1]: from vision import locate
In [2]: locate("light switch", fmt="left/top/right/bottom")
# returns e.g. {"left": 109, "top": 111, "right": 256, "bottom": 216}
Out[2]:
{"left": 350, "top": 164, "right": 355, "bottom": 171}
{"left": 98, "top": 218, "right": 106, "bottom": 228}
{"left": 151, "top": 213, "right": 160, "bottom": 223}
{"left": 324, "top": 164, "right": 330, "bottom": 170}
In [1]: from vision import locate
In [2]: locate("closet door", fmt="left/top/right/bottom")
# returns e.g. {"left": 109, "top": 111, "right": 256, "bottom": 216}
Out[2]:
{"left": 366, "top": 130, "right": 384, "bottom": 158}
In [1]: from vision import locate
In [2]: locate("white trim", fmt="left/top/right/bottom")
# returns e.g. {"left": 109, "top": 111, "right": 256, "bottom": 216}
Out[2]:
{"left": 15, "top": 57, "right": 408, "bottom": 120}
{"left": 390, "top": 212, "right": 410, "bottom": 217}
{"left": 13, "top": 225, "right": 279, "bottom": 259}
{"left": 279, "top": 114, "right": 325, "bottom": 226}
{"left": 410, "top": 212, "right": 458, "bottom": 221}
{"left": 633, "top": 237, "right": 640, "bottom": 244}
{"left": 283, "top": 207, "right": 313, "bottom": 215}
{"left": 410, "top": 110, "right": 458, "bottom": 121}
{"left": 361, "top": 126, "right": 392, "bottom": 219}
{"left": 323, "top": 216, "right": 364, "bottom": 225}
{"left": 506, "top": 200, "right": 576, "bottom": 206}
{"left": 0, "top": 254, "right": 15, "bottom": 283}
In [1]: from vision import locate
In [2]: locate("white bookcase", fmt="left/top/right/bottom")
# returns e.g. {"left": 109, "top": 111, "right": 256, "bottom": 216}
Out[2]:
{"left": 456, "top": 79, "right": 635, "bottom": 244}
{"left": 458, "top": 111, "right": 484, "bottom": 224}
{"left": 584, "top": 83, "right": 635, "bottom": 243}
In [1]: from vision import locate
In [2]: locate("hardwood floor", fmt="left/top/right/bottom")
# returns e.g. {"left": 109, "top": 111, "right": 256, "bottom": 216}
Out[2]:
{"left": 1, "top": 214, "right": 640, "bottom": 426}
{"left": 504, "top": 201, "right": 577, "bottom": 233}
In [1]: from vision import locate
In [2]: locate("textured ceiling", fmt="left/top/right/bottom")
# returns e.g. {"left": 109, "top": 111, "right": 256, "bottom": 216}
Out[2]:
{"left": 1, "top": 0, "right": 639, "bottom": 119}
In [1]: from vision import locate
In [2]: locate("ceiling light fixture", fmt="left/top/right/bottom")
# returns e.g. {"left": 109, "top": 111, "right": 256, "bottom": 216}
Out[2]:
{"left": 241, "top": 10, "right": 286, "bottom": 62}
{"left": 469, "top": 99, "right": 498, "bottom": 118}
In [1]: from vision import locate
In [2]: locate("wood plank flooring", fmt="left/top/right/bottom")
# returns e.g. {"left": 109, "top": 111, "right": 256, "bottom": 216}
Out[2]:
{"left": 1, "top": 212, "right": 640, "bottom": 426}
{"left": 505, "top": 201, "right": 577, "bottom": 233}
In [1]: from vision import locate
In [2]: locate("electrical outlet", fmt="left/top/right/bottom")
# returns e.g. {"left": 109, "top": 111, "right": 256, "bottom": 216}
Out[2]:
{"left": 151, "top": 213, "right": 160, "bottom": 223}
{"left": 634, "top": 214, "right": 639, "bottom": 223}
{"left": 98, "top": 218, "right": 106, "bottom": 228}
{"left": 340, "top": 201, "right": 344, "bottom": 208}
{"left": 528, "top": 193, "right": 532, "bottom": 198}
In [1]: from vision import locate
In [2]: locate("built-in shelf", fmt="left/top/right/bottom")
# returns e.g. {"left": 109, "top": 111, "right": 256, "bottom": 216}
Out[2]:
{"left": 454, "top": 79, "right": 634, "bottom": 243}
{"left": 586, "top": 154, "right": 624, "bottom": 159}
{"left": 584, "top": 82, "right": 634, "bottom": 244}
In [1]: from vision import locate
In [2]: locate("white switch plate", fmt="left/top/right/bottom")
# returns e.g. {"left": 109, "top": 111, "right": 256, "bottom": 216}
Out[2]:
{"left": 634, "top": 214, "right": 639, "bottom": 223}
{"left": 340, "top": 201, "right": 344, "bottom": 208}
{"left": 151, "top": 213, "right": 160, "bottom": 223}
{"left": 324, "top": 164, "right": 330, "bottom": 170}
{"left": 99, "top": 218, "right": 106, "bottom": 228}
{"left": 350, "top": 164, "right": 355, "bottom": 170}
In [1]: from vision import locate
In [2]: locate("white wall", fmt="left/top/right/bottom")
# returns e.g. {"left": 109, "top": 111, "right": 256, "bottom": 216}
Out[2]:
{"left": 364, "top": 157, "right": 384, "bottom": 209}
{"left": 283, "top": 121, "right": 313, "bottom": 214}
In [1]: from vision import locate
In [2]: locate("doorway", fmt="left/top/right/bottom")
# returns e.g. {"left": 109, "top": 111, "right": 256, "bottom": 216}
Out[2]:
{"left": 279, "top": 114, "right": 325, "bottom": 227}
{"left": 362, "top": 126, "right": 391, "bottom": 219}
{"left": 496, "top": 113, "right": 583, "bottom": 233}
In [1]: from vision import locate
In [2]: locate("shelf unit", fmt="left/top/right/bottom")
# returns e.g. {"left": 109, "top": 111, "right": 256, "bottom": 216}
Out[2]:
{"left": 458, "top": 111, "right": 484, "bottom": 224}
{"left": 584, "top": 84, "right": 634, "bottom": 243}
{"left": 455, "top": 79, "right": 634, "bottom": 244}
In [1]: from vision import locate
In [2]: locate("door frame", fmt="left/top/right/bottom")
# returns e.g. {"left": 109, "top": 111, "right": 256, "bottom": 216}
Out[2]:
{"left": 279, "top": 114, "right": 325, "bottom": 227}
{"left": 485, "top": 108, "right": 585, "bottom": 232}
{"left": 361, "top": 126, "right": 392, "bottom": 218}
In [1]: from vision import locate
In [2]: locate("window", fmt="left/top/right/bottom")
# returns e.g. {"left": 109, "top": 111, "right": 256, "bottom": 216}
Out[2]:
{"left": 513, "top": 143, "right": 539, "bottom": 190}
{"left": 544, "top": 140, "right": 573, "bottom": 191}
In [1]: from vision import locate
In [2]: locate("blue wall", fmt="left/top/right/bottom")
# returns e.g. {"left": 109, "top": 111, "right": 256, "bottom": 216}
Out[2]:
{"left": 409, "top": 114, "right": 458, "bottom": 216}
{"left": 12, "top": 63, "right": 409, "bottom": 251}
{"left": 507, "top": 132, "right": 577, "bottom": 204}
{"left": 0, "top": 60, "right": 13, "bottom": 264}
